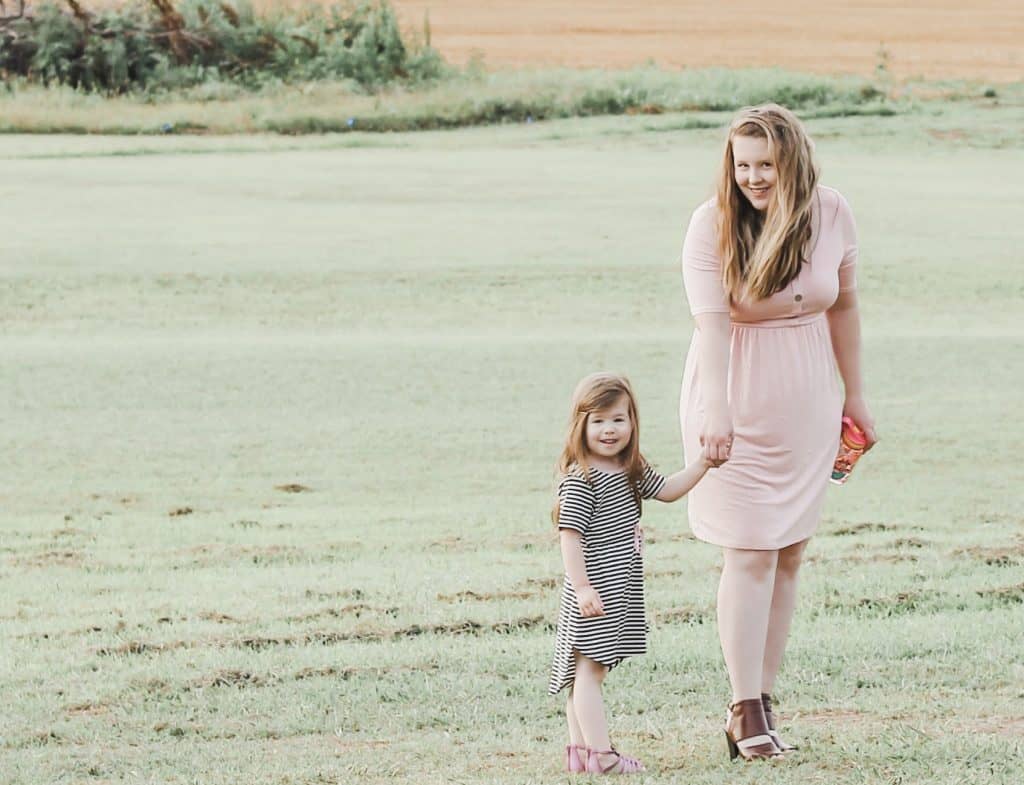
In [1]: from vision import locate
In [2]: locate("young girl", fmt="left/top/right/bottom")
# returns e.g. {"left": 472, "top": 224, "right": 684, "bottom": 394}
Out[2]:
{"left": 548, "top": 372, "right": 714, "bottom": 775}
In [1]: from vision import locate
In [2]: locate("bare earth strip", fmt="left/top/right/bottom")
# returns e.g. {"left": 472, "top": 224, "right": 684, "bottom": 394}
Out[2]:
{"left": 387, "top": 0, "right": 1024, "bottom": 82}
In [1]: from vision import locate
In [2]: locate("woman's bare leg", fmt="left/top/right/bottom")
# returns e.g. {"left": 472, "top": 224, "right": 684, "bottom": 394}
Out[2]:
{"left": 718, "top": 547, "right": 779, "bottom": 702}
{"left": 762, "top": 539, "right": 809, "bottom": 694}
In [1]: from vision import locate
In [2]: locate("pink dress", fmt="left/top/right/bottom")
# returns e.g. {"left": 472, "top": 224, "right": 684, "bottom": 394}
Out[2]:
{"left": 679, "top": 186, "right": 858, "bottom": 549}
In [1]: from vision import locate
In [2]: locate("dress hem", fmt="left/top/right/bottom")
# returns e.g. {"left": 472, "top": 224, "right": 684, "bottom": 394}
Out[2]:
{"left": 690, "top": 522, "right": 816, "bottom": 551}
{"left": 548, "top": 650, "right": 636, "bottom": 695}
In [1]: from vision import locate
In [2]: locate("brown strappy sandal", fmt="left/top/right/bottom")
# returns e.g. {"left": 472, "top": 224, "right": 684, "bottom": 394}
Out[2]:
{"left": 725, "top": 698, "right": 783, "bottom": 761}
{"left": 762, "top": 693, "right": 798, "bottom": 752}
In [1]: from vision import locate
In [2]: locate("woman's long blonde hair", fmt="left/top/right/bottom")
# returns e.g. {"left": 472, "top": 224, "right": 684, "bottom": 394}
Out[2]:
{"left": 552, "top": 372, "right": 646, "bottom": 525}
{"left": 716, "top": 103, "right": 819, "bottom": 302}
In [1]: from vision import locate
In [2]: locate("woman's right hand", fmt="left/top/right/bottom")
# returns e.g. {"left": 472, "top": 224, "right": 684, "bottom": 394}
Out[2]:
{"left": 701, "top": 407, "right": 733, "bottom": 465}
{"left": 575, "top": 585, "right": 605, "bottom": 617}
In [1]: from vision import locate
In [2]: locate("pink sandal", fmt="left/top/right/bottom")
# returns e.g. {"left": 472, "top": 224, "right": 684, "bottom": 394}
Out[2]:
{"left": 565, "top": 744, "right": 587, "bottom": 773}
{"left": 586, "top": 747, "right": 646, "bottom": 774}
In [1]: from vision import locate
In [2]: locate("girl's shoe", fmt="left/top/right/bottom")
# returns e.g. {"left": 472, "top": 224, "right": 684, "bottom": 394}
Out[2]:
{"left": 565, "top": 744, "right": 587, "bottom": 773}
{"left": 761, "top": 693, "right": 798, "bottom": 752}
{"left": 724, "top": 699, "right": 783, "bottom": 761}
{"left": 586, "top": 747, "right": 645, "bottom": 774}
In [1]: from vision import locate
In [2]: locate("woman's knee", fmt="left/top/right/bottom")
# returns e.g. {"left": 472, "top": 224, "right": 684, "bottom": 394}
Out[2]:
{"left": 724, "top": 548, "right": 778, "bottom": 581}
{"left": 776, "top": 540, "right": 808, "bottom": 577}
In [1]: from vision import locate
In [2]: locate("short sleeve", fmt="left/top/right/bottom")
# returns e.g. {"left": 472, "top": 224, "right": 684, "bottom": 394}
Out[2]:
{"left": 681, "top": 202, "right": 730, "bottom": 316}
{"left": 556, "top": 475, "right": 595, "bottom": 534}
{"left": 836, "top": 193, "right": 858, "bottom": 292}
{"left": 639, "top": 463, "right": 666, "bottom": 500}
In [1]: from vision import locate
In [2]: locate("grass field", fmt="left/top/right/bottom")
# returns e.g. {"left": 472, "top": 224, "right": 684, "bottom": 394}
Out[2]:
{"left": 2, "top": 104, "right": 1023, "bottom": 784}
{"left": 0, "top": 66, "right": 914, "bottom": 135}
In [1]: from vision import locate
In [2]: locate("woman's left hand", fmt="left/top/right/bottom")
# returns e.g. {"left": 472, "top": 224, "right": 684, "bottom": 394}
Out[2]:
{"left": 843, "top": 395, "right": 878, "bottom": 451}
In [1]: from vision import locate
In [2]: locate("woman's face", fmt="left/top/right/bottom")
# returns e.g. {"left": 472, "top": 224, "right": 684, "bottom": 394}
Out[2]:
{"left": 732, "top": 134, "right": 777, "bottom": 211}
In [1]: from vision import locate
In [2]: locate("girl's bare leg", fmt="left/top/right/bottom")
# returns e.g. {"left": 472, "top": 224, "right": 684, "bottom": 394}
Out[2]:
{"left": 571, "top": 652, "right": 621, "bottom": 768}
{"left": 566, "top": 688, "right": 585, "bottom": 747}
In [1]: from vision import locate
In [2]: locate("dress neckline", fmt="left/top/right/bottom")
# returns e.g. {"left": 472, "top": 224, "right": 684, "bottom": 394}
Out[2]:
{"left": 589, "top": 465, "right": 626, "bottom": 476}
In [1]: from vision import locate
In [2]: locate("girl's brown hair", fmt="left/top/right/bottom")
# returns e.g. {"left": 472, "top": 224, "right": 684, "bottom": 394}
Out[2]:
{"left": 716, "top": 103, "right": 819, "bottom": 302}
{"left": 552, "top": 372, "right": 646, "bottom": 525}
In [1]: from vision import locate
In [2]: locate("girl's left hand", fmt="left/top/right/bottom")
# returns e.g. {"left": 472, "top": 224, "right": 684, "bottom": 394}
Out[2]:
{"left": 843, "top": 395, "right": 878, "bottom": 451}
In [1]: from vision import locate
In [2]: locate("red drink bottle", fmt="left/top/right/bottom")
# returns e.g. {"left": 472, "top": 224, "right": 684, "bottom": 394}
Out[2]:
{"left": 830, "top": 416, "right": 867, "bottom": 485}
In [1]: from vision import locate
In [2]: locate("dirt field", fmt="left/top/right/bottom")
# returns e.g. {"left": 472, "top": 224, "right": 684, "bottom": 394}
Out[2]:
{"left": 390, "top": 0, "right": 1023, "bottom": 82}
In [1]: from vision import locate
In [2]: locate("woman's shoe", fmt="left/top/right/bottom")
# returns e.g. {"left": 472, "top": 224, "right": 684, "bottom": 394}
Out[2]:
{"left": 724, "top": 698, "right": 783, "bottom": 761}
{"left": 585, "top": 747, "right": 645, "bottom": 774}
{"left": 565, "top": 744, "right": 587, "bottom": 773}
{"left": 761, "top": 693, "right": 798, "bottom": 752}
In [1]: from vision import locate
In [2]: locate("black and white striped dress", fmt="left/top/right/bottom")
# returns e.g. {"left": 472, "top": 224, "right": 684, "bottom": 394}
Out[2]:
{"left": 548, "top": 463, "right": 666, "bottom": 694}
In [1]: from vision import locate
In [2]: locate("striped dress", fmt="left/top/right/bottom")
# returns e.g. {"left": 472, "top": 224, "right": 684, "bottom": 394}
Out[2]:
{"left": 548, "top": 463, "right": 666, "bottom": 695}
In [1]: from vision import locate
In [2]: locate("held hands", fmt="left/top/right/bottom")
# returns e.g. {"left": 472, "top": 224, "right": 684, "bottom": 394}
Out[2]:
{"left": 843, "top": 395, "right": 878, "bottom": 451}
{"left": 698, "top": 446, "right": 718, "bottom": 469}
{"left": 700, "top": 407, "right": 733, "bottom": 466}
{"left": 575, "top": 584, "right": 605, "bottom": 617}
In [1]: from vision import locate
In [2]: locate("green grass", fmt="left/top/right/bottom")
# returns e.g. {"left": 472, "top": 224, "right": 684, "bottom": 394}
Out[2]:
{"left": 1, "top": 105, "right": 1023, "bottom": 784}
{"left": 2, "top": 66, "right": 1004, "bottom": 135}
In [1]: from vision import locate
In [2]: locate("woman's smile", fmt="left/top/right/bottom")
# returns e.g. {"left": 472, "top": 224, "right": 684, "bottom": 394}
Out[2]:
{"left": 732, "top": 134, "right": 778, "bottom": 211}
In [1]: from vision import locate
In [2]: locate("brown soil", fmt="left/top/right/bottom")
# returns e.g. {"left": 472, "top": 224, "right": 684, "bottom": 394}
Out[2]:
{"left": 390, "top": 1, "right": 1023, "bottom": 82}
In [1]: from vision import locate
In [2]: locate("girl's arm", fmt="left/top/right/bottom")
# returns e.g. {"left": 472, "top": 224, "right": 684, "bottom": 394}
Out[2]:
{"left": 695, "top": 312, "right": 734, "bottom": 463}
{"left": 656, "top": 448, "right": 714, "bottom": 502}
{"left": 827, "top": 290, "right": 878, "bottom": 449}
{"left": 559, "top": 531, "right": 604, "bottom": 617}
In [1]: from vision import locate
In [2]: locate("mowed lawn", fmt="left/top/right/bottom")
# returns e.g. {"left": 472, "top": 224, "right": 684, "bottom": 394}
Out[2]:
{"left": 2, "top": 107, "right": 1023, "bottom": 784}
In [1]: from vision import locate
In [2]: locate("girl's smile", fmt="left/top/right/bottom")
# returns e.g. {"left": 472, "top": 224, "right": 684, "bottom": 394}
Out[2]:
{"left": 586, "top": 398, "right": 633, "bottom": 466}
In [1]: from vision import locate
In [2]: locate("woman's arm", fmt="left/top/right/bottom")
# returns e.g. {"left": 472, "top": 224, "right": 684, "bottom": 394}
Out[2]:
{"left": 656, "top": 448, "right": 714, "bottom": 502}
{"left": 681, "top": 203, "right": 733, "bottom": 463}
{"left": 694, "top": 312, "right": 734, "bottom": 463}
{"left": 559, "top": 531, "right": 604, "bottom": 617}
{"left": 827, "top": 290, "right": 878, "bottom": 449}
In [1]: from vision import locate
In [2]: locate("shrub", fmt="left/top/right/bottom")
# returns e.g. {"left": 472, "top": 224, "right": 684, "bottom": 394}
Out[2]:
{"left": 0, "top": 0, "right": 445, "bottom": 92}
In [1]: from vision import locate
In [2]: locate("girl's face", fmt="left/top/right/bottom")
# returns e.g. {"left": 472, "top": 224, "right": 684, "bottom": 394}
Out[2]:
{"left": 585, "top": 396, "right": 633, "bottom": 462}
{"left": 732, "top": 134, "right": 777, "bottom": 211}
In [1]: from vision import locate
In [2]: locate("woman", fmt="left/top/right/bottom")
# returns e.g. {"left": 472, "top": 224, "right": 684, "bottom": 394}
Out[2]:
{"left": 679, "top": 104, "right": 877, "bottom": 760}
